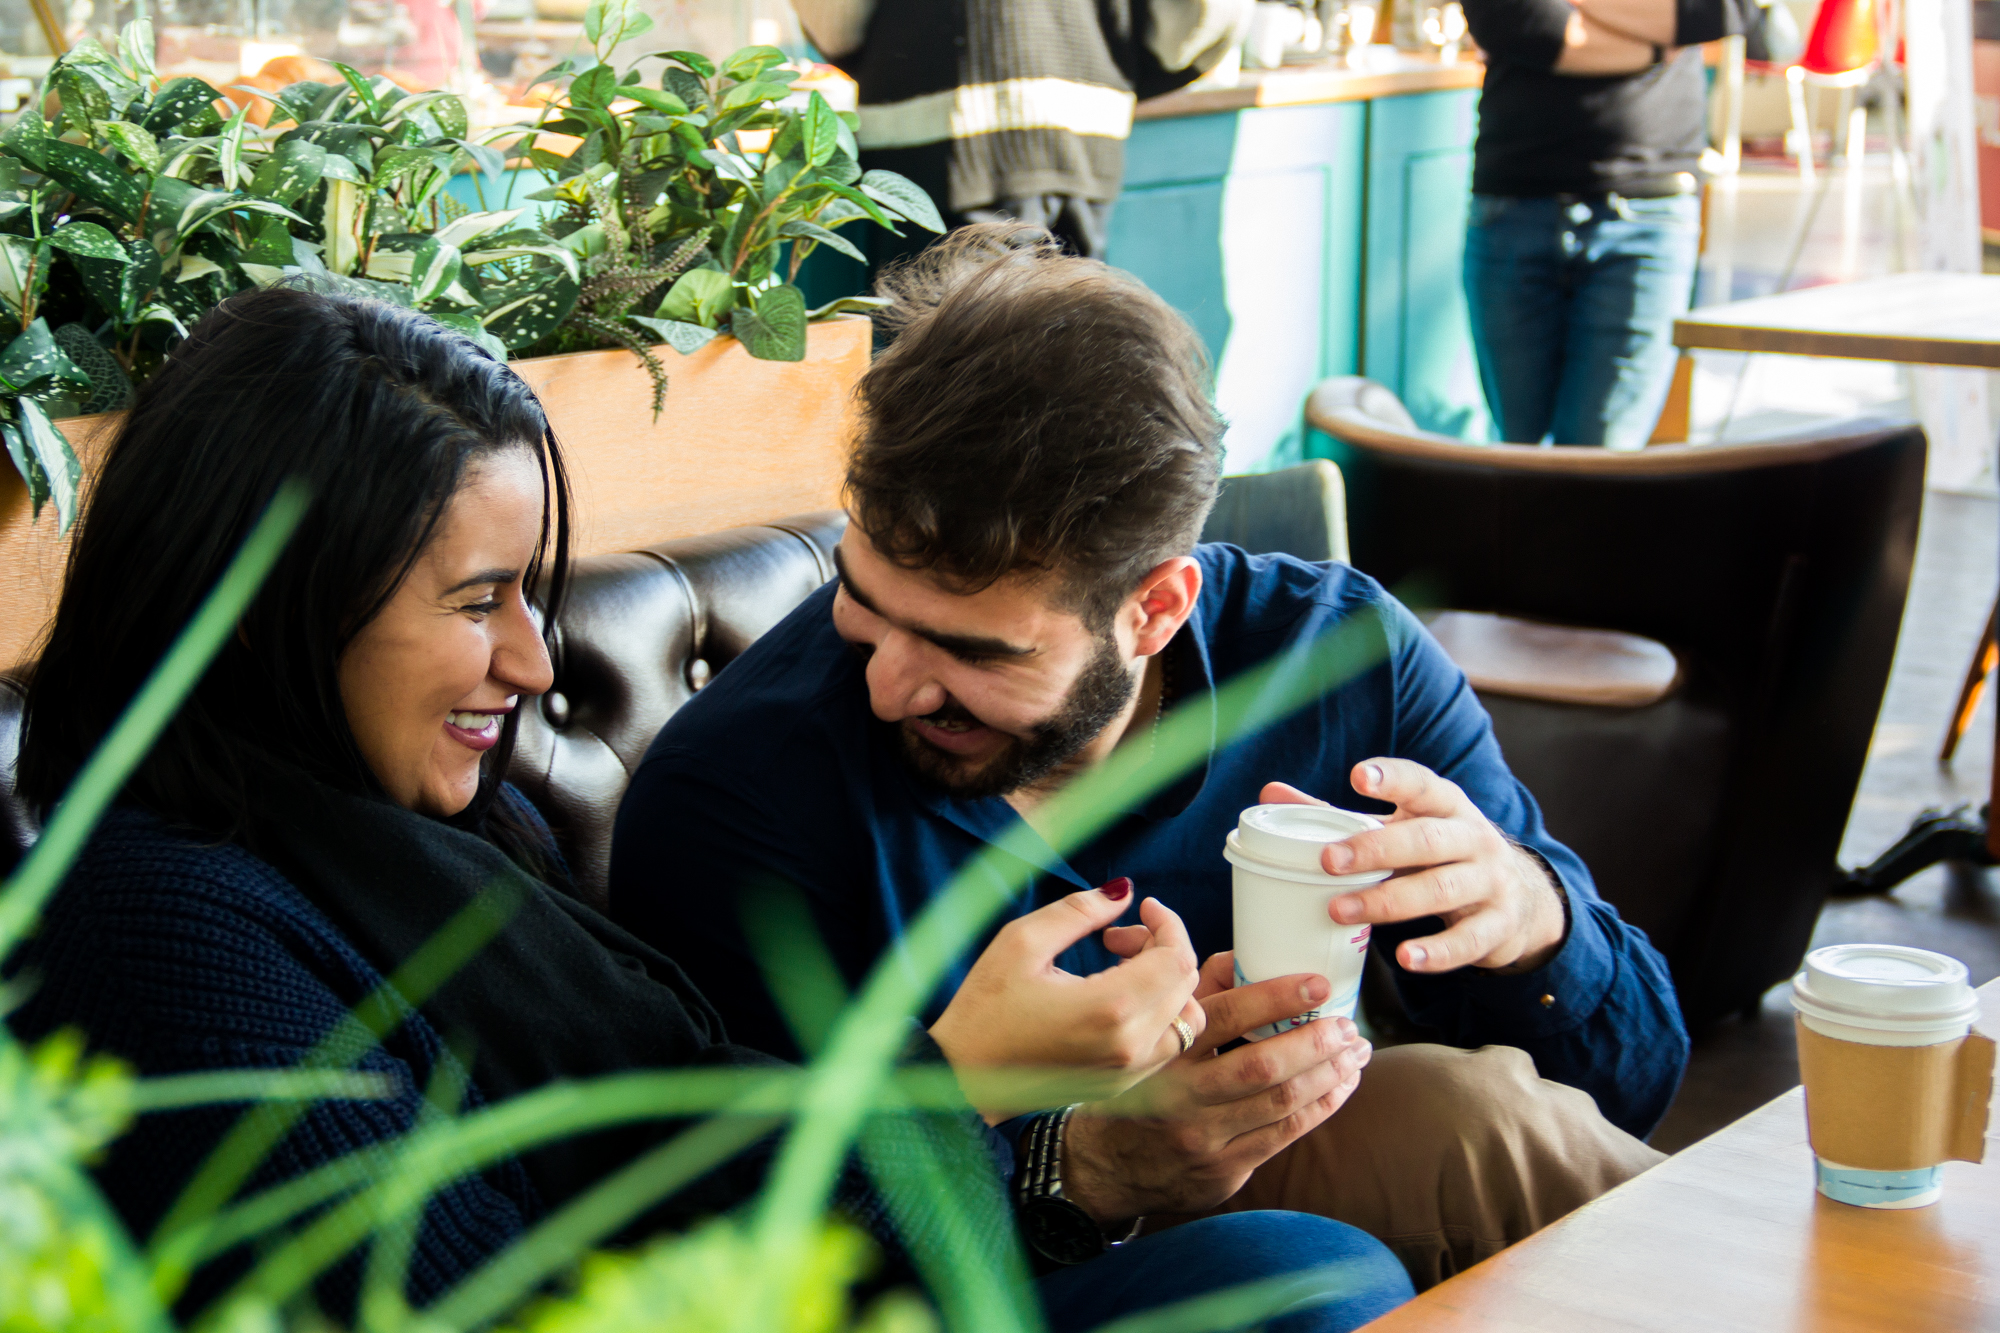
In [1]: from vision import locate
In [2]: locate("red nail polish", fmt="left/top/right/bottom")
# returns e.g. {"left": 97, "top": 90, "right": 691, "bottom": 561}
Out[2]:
{"left": 1099, "top": 877, "right": 1132, "bottom": 901}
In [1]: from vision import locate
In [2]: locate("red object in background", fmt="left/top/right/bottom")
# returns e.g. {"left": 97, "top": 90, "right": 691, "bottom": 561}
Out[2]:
{"left": 1799, "top": 0, "right": 1881, "bottom": 74}
{"left": 394, "top": 0, "right": 484, "bottom": 92}
{"left": 1976, "top": 41, "right": 2000, "bottom": 237}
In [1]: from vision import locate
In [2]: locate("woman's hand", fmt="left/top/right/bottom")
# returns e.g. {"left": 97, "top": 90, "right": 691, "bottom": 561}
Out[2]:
{"left": 929, "top": 879, "right": 1205, "bottom": 1120}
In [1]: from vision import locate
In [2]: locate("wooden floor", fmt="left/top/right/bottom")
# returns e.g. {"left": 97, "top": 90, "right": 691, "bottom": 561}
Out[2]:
{"left": 1650, "top": 485, "right": 1999, "bottom": 1153}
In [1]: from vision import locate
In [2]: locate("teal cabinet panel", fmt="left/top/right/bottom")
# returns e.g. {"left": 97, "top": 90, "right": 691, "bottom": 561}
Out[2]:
{"left": 1362, "top": 90, "right": 1491, "bottom": 442}
{"left": 1107, "top": 179, "right": 1231, "bottom": 359}
{"left": 1109, "top": 101, "right": 1365, "bottom": 473}
{"left": 1124, "top": 110, "right": 1241, "bottom": 184}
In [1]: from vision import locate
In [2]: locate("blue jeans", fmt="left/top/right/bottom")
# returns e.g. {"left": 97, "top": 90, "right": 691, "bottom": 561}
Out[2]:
{"left": 1038, "top": 1211, "right": 1415, "bottom": 1333}
{"left": 1462, "top": 192, "right": 1702, "bottom": 448}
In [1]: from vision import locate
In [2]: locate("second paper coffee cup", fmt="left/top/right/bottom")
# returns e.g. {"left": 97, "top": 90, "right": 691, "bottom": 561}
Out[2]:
{"left": 1226, "top": 803, "right": 1390, "bottom": 1041}
{"left": 1791, "top": 943, "right": 1991, "bottom": 1209}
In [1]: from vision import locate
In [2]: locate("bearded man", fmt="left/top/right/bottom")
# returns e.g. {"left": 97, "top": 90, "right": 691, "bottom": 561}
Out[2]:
{"left": 609, "top": 224, "right": 1685, "bottom": 1287}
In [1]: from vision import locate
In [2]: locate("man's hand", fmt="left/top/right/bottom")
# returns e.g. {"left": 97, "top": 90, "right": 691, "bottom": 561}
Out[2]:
{"left": 1059, "top": 951, "right": 1371, "bottom": 1223}
{"left": 1264, "top": 760, "right": 1566, "bottom": 975}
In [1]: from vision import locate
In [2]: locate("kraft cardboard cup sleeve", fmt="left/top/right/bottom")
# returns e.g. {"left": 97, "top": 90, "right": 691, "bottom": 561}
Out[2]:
{"left": 1790, "top": 944, "right": 1994, "bottom": 1209}
{"left": 1225, "top": 803, "right": 1390, "bottom": 1041}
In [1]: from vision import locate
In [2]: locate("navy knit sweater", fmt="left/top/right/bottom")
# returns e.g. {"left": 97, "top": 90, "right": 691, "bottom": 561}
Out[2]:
{"left": 8, "top": 806, "right": 538, "bottom": 1310}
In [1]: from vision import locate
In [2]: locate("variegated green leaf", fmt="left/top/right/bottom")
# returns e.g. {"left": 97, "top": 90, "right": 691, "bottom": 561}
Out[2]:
{"left": 217, "top": 100, "right": 251, "bottom": 190}
{"left": 433, "top": 208, "right": 525, "bottom": 250}
{"left": 0, "top": 236, "right": 37, "bottom": 311}
{"left": 140, "top": 76, "right": 224, "bottom": 135}
{"left": 175, "top": 190, "right": 302, "bottom": 238}
{"left": 15, "top": 395, "right": 82, "bottom": 533}
{"left": 51, "top": 65, "right": 112, "bottom": 134}
{"left": 323, "top": 178, "right": 362, "bottom": 274}
{"left": 130, "top": 301, "right": 189, "bottom": 336}
{"left": 428, "top": 93, "right": 469, "bottom": 139}
{"left": 47, "top": 220, "right": 125, "bottom": 262}
{"left": 174, "top": 252, "right": 224, "bottom": 283}
{"left": 480, "top": 271, "right": 580, "bottom": 349}
{"left": 372, "top": 144, "right": 446, "bottom": 185}
{"left": 426, "top": 310, "right": 509, "bottom": 359}
{"left": 409, "top": 236, "right": 463, "bottom": 304}
{"left": 1, "top": 111, "right": 52, "bottom": 173}
{"left": 118, "top": 18, "right": 156, "bottom": 82}
{"left": 238, "top": 261, "right": 289, "bottom": 287}
{"left": 0, "top": 419, "right": 49, "bottom": 520}
{"left": 332, "top": 61, "right": 383, "bottom": 120}
{"left": 98, "top": 119, "right": 161, "bottom": 173}
{"left": 41, "top": 141, "right": 145, "bottom": 222}
{"left": 249, "top": 139, "right": 326, "bottom": 205}
{"left": 317, "top": 152, "right": 367, "bottom": 184}
{"left": 0, "top": 319, "right": 92, "bottom": 401}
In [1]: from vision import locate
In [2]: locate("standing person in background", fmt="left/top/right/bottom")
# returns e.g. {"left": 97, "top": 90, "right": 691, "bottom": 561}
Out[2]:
{"left": 1461, "top": 0, "right": 1740, "bottom": 448}
{"left": 791, "top": 0, "right": 1248, "bottom": 258}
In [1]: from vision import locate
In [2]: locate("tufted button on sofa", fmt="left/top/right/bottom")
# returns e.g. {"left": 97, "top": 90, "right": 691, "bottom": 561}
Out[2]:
{"left": 510, "top": 510, "right": 846, "bottom": 907}
{"left": 0, "top": 510, "right": 849, "bottom": 909}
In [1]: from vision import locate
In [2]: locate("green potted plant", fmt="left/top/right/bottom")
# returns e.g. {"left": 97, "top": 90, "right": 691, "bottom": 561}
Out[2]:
{"left": 0, "top": 21, "right": 580, "bottom": 533}
{"left": 511, "top": 0, "right": 944, "bottom": 412}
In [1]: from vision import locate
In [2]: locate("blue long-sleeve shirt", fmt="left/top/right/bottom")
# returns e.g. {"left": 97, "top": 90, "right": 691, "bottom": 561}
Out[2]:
{"left": 611, "top": 545, "right": 1689, "bottom": 1137}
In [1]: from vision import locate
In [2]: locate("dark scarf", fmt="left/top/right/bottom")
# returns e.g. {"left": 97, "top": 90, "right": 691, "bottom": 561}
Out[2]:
{"left": 246, "top": 767, "right": 785, "bottom": 1224}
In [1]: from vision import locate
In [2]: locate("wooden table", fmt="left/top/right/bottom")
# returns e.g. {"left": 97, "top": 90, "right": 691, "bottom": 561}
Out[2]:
{"left": 1673, "top": 271, "right": 2000, "bottom": 369}
{"left": 1363, "top": 978, "right": 2000, "bottom": 1331}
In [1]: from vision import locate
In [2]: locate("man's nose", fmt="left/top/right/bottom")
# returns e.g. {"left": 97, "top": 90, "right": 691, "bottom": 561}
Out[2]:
{"left": 865, "top": 634, "right": 947, "bottom": 721}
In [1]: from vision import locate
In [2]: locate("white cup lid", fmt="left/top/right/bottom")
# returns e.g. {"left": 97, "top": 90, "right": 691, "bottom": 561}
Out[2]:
{"left": 1791, "top": 944, "right": 1980, "bottom": 1035}
{"left": 1234, "top": 803, "right": 1382, "bottom": 873}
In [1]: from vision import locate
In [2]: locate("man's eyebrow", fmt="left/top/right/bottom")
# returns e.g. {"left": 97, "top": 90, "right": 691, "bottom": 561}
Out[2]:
{"left": 441, "top": 568, "right": 518, "bottom": 597}
{"left": 832, "top": 544, "right": 1037, "bottom": 659}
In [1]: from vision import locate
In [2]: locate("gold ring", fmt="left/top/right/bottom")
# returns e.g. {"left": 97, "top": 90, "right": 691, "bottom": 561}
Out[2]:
{"left": 1173, "top": 1017, "right": 1196, "bottom": 1055}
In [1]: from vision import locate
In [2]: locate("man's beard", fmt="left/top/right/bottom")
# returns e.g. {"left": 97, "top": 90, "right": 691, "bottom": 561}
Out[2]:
{"left": 896, "top": 635, "right": 1138, "bottom": 800}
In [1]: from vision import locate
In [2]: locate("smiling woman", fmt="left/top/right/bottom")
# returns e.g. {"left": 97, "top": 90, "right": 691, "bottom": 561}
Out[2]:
{"left": 336, "top": 450, "right": 555, "bottom": 818}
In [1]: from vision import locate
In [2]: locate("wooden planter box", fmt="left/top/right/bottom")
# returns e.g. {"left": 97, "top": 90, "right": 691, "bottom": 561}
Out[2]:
{"left": 0, "top": 316, "right": 868, "bottom": 668}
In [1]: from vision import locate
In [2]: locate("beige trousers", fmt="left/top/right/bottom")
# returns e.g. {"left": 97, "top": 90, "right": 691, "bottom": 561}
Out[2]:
{"left": 1147, "top": 1044, "right": 1667, "bottom": 1290}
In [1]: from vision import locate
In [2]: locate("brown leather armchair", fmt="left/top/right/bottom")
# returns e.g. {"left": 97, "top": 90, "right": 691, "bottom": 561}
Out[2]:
{"left": 1308, "top": 376, "right": 1926, "bottom": 1030}
{"left": 0, "top": 511, "right": 850, "bottom": 910}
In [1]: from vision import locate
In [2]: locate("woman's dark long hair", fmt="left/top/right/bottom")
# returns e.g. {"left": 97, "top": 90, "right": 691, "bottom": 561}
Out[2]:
{"left": 17, "top": 286, "right": 572, "bottom": 864}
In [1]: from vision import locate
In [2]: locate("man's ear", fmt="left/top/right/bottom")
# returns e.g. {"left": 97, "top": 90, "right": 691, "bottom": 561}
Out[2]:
{"left": 1128, "top": 557, "right": 1202, "bottom": 657}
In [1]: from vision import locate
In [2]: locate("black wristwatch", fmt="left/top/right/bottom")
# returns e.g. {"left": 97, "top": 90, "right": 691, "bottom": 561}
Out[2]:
{"left": 1013, "top": 1105, "right": 1140, "bottom": 1267}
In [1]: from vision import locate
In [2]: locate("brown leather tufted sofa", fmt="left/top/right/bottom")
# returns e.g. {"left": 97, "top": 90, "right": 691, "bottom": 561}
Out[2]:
{"left": 0, "top": 510, "right": 849, "bottom": 910}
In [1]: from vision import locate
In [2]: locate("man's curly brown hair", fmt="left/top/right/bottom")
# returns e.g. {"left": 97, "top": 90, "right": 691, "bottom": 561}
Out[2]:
{"left": 845, "top": 223, "right": 1226, "bottom": 629}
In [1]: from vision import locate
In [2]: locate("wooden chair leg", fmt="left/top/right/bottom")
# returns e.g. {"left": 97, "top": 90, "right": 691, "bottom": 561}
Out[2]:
{"left": 1649, "top": 354, "right": 1696, "bottom": 445}
{"left": 1941, "top": 595, "right": 2000, "bottom": 764}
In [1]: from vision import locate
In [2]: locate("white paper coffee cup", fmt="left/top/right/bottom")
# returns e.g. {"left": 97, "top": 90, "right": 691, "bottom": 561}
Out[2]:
{"left": 1791, "top": 944, "right": 1984, "bottom": 1209}
{"left": 1226, "top": 803, "right": 1390, "bottom": 1041}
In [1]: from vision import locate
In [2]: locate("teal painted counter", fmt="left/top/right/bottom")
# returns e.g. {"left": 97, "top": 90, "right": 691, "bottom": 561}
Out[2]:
{"left": 1106, "top": 85, "right": 1488, "bottom": 474}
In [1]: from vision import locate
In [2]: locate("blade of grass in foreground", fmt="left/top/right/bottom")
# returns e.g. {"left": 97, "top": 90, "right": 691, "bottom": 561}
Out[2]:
{"left": 180, "top": 1061, "right": 1049, "bottom": 1284}
{"left": 746, "top": 880, "right": 1043, "bottom": 1333}
{"left": 749, "top": 609, "right": 1388, "bottom": 1317}
{"left": 421, "top": 1112, "right": 783, "bottom": 1330}
{"left": 0, "top": 478, "right": 312, "bottom": 963}
{"left": 131, "top": 1070, "right": 394, "bottom": 1112}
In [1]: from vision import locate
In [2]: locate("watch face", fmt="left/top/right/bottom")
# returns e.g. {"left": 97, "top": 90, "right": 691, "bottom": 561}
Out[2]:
{"left": 1020, "top": 1195, "right": 1106, "bottom": 1267}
